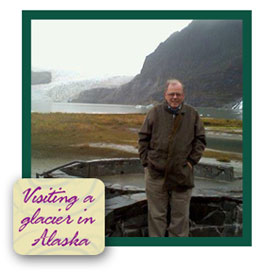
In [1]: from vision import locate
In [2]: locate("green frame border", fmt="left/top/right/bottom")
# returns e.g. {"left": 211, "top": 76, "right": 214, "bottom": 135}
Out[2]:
{"left": 22, "top": 10, "right": 252, "bottom": 246}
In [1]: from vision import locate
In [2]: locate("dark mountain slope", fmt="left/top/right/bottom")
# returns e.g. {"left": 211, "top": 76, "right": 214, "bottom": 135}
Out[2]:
{"left": 73, "top": 20, "right": 242, "bottom": 107}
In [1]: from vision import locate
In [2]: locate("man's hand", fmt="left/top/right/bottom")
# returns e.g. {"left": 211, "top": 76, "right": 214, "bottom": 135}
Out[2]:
{"left": 187, "top": 161, "right": 193, "bottom": 170}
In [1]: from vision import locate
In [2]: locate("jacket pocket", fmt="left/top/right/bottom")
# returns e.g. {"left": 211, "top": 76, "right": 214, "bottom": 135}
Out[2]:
{"left": 147, "top": 150, "right": 166, "bottom": 172}
{"left": 168, "top": 161, "right": 194, "bottom": 188}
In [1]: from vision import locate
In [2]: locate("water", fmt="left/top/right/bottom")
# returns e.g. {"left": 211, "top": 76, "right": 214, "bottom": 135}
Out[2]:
{"left": 206, "top": 135, "right": 242, "bottom": 153}
{"left": 32, "top": 102, "right": 148, "bottom": 114}
{"left": 196, "top": 107, "right": 242, "bottom": 120}
{"left": 31, "top": 101, "right": 242, "bottom": 120}
{"left": 207, "top": 138, "right": 242, "bottom": 153}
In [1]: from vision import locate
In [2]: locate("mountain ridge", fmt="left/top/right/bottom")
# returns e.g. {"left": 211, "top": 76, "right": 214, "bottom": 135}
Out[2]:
{"left": 72, "top": 20, "right": 242, "bottom": 107}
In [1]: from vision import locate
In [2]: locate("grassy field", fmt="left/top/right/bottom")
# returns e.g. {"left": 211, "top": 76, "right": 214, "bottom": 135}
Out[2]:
{"left": 32, "top": 113, "right": 242, "bottom": 162}
{"left": 202, "top": 117, "right": 242, "bottom": 134}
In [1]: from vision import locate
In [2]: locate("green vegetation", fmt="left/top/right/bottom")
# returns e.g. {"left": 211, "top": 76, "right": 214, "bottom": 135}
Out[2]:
{"left": 202, "top": 118, "right": 242, "bottom": 127}
{"left": 202, "top": 117, "right": 242, "bottom": 134}
{"left": 32, "top": 113, "right": 242, "bottom": 162}
{"left": 217, "top": 157, "right": 231, "bottom": 163}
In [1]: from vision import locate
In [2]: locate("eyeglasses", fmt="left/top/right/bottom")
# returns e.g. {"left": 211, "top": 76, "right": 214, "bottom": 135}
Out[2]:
{"left": 166, "top": 92, "right": 183, "bottom": 97}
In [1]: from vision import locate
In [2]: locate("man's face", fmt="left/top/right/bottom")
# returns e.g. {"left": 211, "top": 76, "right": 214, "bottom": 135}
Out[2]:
{"left": 164, "top": 82, "right": 184, "bottom": 109}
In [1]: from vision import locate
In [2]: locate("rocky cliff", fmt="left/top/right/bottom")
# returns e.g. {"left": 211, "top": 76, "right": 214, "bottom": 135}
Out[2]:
{"left": 73, "top": 20, "right": 242, "bottom": 107}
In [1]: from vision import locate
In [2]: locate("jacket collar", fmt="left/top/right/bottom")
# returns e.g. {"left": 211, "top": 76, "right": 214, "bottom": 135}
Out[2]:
{"left": 163, "top": 100, "right": 186, "bottom": 114}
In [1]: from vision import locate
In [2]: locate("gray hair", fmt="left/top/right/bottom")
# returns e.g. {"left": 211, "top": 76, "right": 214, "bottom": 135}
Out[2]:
{"left": 165, "top": 79, "right": 184, "bottom": 92}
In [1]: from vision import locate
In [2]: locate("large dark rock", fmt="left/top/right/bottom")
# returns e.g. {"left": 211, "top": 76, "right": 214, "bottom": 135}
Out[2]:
{"left": 105, "top": 193, "right": 147, "bottom": 237}
{"left": 199, "top": 209, "right": 226, "bottom": 226}
{"left": 31, "top": 71, "right": 52, "bottom": 85}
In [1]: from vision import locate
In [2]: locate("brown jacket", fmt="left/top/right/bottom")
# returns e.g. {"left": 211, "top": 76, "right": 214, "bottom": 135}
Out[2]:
{"left": 138, "top": 101, "right": 206, "bottom": 190}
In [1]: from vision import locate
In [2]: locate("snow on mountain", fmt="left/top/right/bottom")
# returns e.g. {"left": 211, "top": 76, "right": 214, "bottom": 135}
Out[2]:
{"left": 232, "top": 100, "right": 242, "bottom": 110}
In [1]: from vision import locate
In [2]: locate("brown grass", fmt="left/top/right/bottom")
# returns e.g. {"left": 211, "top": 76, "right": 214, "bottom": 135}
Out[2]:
{"left": 32, "top": 113, "right": 242, "bottom": 161}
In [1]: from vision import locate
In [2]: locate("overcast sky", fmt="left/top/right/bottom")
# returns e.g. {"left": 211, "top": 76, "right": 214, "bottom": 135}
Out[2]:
{"left": 32, "top": 20, "right": 192, "bottom": 78}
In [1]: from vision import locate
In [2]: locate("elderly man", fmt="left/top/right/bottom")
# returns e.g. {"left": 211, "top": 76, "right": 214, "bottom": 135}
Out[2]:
{"left": 138, "top": 79, "right": 206, "bottom": 237}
